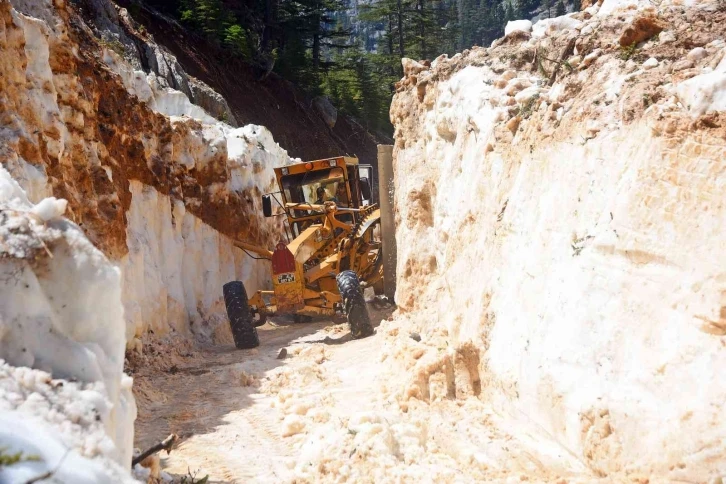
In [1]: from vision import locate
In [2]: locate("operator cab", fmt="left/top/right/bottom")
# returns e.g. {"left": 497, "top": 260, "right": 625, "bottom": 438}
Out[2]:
{"left": 261, "top": 157, "right": 374, "bottom": 237}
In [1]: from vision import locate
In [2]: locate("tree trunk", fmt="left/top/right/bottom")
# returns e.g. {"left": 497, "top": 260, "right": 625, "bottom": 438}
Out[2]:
{"left": 387, "top": 13, "right": 394, "bottom": 56}
{"left": 261, "top": 0, "right": 274, "bottom": 53}
{"left": 388, "top": 12, "right": 395, "bottom": 75}
{"left": 312, "top": 0, "right": 321, "bottom": 71}
{"left": 418, "top": 0, "right": 426, "bottom": 58}
{"left": 313, "top": 32, "right": 320, "bottom": 70}
{"left": 397, "top": 0, "right": 405, "bottom": 58}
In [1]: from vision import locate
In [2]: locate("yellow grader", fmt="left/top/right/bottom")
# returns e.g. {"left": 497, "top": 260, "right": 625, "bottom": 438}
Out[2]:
{"left": 223, "top": 156, "right": 384, "bottom": 349}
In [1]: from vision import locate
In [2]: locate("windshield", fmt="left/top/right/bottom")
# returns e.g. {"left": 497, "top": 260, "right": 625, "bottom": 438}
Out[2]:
{"left": 281, "top": 167, "right": 349, "bottom": 218}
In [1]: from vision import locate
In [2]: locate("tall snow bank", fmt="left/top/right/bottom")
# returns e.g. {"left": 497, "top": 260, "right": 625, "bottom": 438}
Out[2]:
{"left": 390, "top": 0, "right": 726, "bottom": 481}
{"left": 1, "top": 0, "right": 292, "bottom": 347}
{"left": 0, "top": 166, "right": 136, "bottom": 475}
{"left": 119, "top": 122, "right": 290, "bottom": 345}
{"left": 122, "top": 179, "right": 273, "bottom": 344}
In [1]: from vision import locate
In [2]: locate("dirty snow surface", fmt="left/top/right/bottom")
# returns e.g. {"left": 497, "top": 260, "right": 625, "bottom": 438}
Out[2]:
{"left": 134, "top": 306, "right": 587, "bottom": 483}
{"left": 0, "top": 165, "right": 136, "bottom": 481}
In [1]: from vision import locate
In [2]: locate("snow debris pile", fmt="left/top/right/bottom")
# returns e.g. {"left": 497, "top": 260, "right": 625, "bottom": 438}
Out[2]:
{"left": 384, "top": 0, "right": 726, "bottom": 481}
{"left": 273, "top": 0, "right": 726, "bottom": 482}
{"left": 0, "top": 166, "right": 136, "bottom": 481}
{"left": 0, "top": 0, "right": 294, "bottom": 349}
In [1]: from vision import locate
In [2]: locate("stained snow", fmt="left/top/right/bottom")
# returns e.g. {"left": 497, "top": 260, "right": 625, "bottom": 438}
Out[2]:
{"left": 676, "top": 49, "right": 726, "bottom": 116}
{"left": 505, "top": 19, "right": 532, "bottom": 36}
{"left": 0, "top": 163, "right": 136, "bottom": 477}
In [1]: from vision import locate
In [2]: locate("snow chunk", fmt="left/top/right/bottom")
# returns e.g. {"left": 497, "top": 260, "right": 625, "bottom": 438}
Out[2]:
{"left": 676, "top": 70, "right": 726, "bottom": 116}
{"left": 598, "top": 0, "right": 639, "bottom": 16}
{"left": 282, "top": 414, "right": 307, "bottom": 437}
{"left": 584, "top": 4, "right": 600, "bottom": 16}
{"left": 687, "top": 47, "right": 707, "bottom": 62}
{"left": 532, "top": 16, "right": 583, "bottom": 38}
{"left": 30, "top": 197, "right": 67, "bottom": 221}
{"left": 0, "top": 166, "right": 136, "bottom": 468}
{"left": 515, "top": 86, "right": 543, "bottom": 104}
{"left": 402, "top": 58, "right": 428, "bottom": 76}
{"left": 505, "top": 20, "right": 532, "bottom": 36}
{"left": 0, "top": 413, "right": 136, "bottom": 484}
{"left": 505, "top": 78, "right": 533, "bottom": 96}
{"left": 581, "top": 23, "right": 596, "bottom": 36}
{"left": 660, "top": 30, "right": 676, "bottom": 43}
{"left": 643, "top": 57, "right": 659, "bottom": 69}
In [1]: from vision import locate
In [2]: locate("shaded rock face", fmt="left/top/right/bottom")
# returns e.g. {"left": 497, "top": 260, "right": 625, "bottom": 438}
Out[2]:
{"left": 114, "top": 0, "right": 387, "bottom": 168}
{"left": 313, "top": 96, "right": 338, "bottom": 128}
{"left": 76, "top": 0, "right": 237, "bottom": 125}
{"left": 0, "top": 0, "right": 289, "bottom": 341}
{"left": 391, "top": 0, "right": 726, "bottom": 481}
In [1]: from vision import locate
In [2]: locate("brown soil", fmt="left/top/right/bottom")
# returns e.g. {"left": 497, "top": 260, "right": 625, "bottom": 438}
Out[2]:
{"left": 0, "top": 0, "right": 285, "bottom": 259}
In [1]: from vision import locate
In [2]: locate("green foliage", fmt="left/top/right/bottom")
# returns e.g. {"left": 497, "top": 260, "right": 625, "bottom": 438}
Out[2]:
{"left": 319, "top": 49, "right": 395, "bottom": 134}
{"left": 133, "top": 0, "right": 569, "bottom": 137}
{"left": 179, "top": 469, "right": 209, "bottom": 483}
{"left": 619, "top": 42, "right": 638, "bottom": 60}
{"left": 0, "top": 447, "right": 41, "bottom": 467}
{"left": 98, "top": 37, "right": 126, "bottom": 57}
{"left": 224, "top": 24, "right": 251, "bottom": 57}
{"left": 179, "top": 0, "right": 252, "bottom": 59}
{"left": 518, "top": 93, "right": 540, "bottom": 119}
{"left": 555, "top": 0, "right": 566, "bottom": 16}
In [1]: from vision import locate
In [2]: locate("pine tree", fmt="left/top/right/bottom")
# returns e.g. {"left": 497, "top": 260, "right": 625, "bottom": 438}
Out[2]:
{"left": 542, "top": 0, "right": 553, "bottom": 18}
{"left": 555, "top": 0, "right": 566, "bottom": 16}
{"left": 504, "top": 1, "right": 515, "bottom": 22}
{"left": 156, "top": 0, "right": 558, "bottom": 137}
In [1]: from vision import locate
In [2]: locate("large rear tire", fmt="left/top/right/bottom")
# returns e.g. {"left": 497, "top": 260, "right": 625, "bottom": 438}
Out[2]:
{"left": 336, "top": 270, "right": 374, "bottom": 339}
{"left": 223, "top": 281, "right": 260, "bottom": 349}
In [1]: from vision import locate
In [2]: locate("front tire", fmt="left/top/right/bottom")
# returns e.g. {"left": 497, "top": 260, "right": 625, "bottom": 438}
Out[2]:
{"left": 336, "top": 271, "right": 373, "bottom": 339}
{"left": 223, "top": 281, "right": 260, "bottom": 349}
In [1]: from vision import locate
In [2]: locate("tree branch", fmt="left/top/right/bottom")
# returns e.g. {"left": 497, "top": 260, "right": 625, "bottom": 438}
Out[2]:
{"left": 132, "top": 434, "right": 179, "bottom": 467}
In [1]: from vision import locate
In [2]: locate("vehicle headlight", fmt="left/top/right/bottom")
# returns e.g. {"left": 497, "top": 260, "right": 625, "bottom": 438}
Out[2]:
{"left": 281, "top": 167, "right": 289, "bottom": 175}
{"left": 328, "top": 159, "right": 337, "bottom": 167}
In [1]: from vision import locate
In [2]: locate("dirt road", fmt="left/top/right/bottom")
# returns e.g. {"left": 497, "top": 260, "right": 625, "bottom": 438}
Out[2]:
{"left": 132, "top": 307, "right": 391, "bottom": 483}
{"left": 132, "top": 304, "right": 597, "bottom": 483}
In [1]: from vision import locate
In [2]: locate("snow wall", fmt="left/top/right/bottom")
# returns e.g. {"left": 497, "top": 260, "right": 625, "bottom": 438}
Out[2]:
{"left": 391, "top": 0, "right": 726, "bottom": 480}
{"left": 0, "top": 168, "right": 137, "bottom": 482}
{"left": 0, "top": 0, "right": 291, "bottom": 478}
{"left": 1, "top": 0, "right": 292, "bottom": 349}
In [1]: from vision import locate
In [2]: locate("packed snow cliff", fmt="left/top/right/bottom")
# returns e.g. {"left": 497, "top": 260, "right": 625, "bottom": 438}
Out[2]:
{"left": 0, "top": 0, "right": 294, "bottom": 480}
{"left": 388, "top": 0, "right": 726, "bottom": 481}
{"left": 0, "top": 0, "right": 294, "bottom": 349}
{"left": 0, "top": 166, "right": 136, "bottom": 481}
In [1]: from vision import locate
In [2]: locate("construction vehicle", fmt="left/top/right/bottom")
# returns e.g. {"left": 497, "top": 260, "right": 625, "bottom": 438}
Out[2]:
{"left": 222, "top": 156, "right": 384, "bottom": 349}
